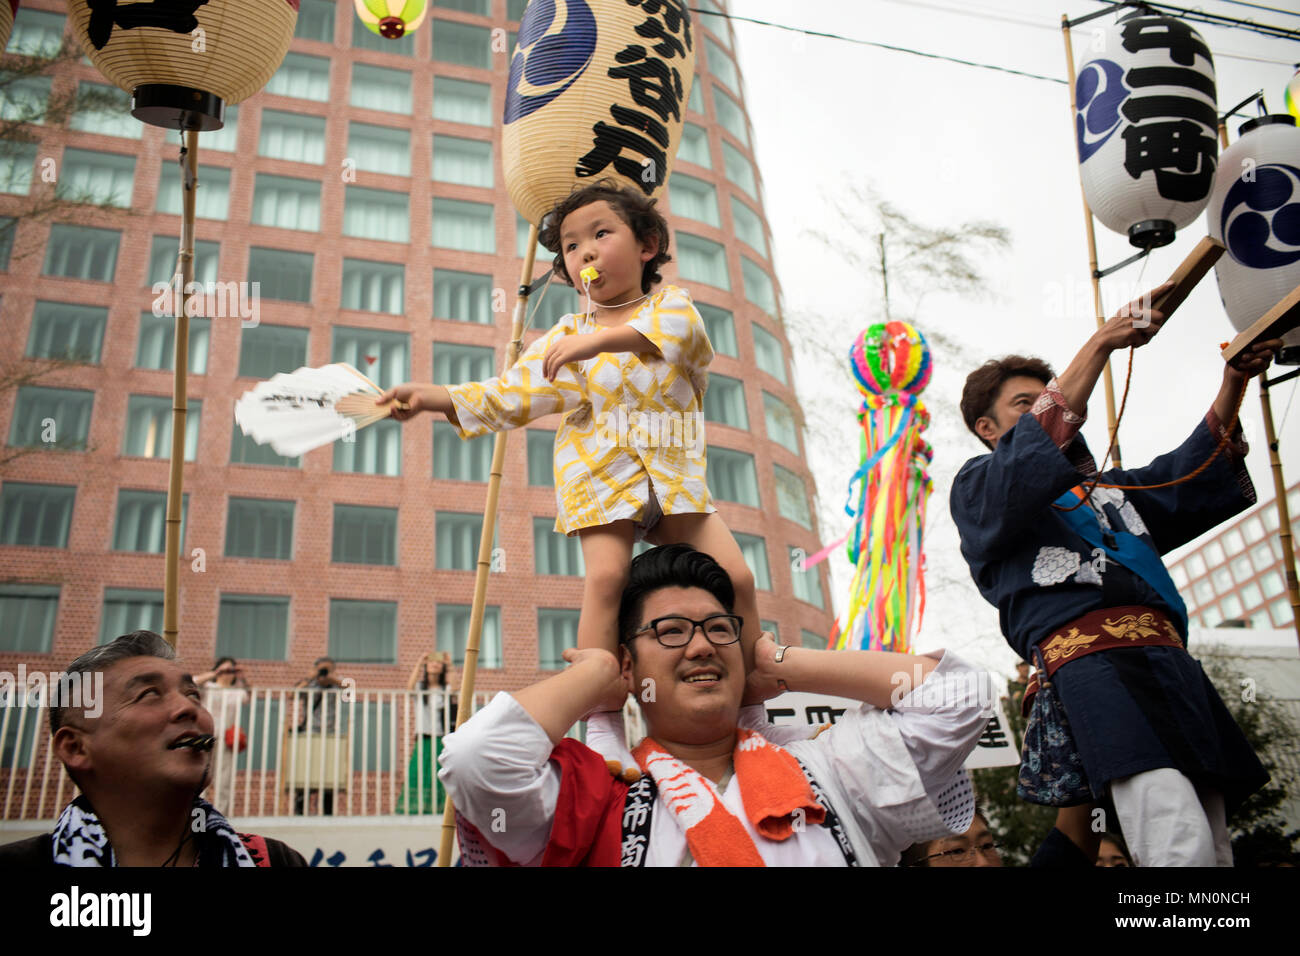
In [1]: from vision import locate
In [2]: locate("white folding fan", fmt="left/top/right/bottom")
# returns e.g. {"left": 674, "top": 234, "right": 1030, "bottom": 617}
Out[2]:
{"left": 234, "top": 363, "right": 407, "bottom": 457}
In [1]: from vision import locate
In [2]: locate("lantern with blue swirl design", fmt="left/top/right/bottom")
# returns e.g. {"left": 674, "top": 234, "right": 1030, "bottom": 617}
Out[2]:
{"left": 1075, "top": 11, "right": 1217, "bottom": 249}
{"left": 0, "top": 2, "right": 18, "bottom": 55}
{"left": 503, "top": 0, "right": 696, "bottom": 227}
{"left": 65, "top": 0, "right": 298, "bottom": 131}
{"left": 1208, "top": 115, "right": 1300, "bottom": 364}
{"left": 354, "top": 0, "right": 428, "bottom": 40}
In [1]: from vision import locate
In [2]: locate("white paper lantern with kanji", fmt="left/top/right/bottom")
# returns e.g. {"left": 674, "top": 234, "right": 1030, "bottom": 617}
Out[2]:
{"left": 1208, "top": 115, "right": 1300, "bottom": 361}
{"left": 66, "top": 0, "right": 298, "bottom": 130}
{"left": 1075, "top": 12, "right": 1217, "bottom": 248}
{"left": 0, "top": 2, "right": 18, "bottom": 55}
{"left": 503, "top": 0, "right": 696, "bottom": 227}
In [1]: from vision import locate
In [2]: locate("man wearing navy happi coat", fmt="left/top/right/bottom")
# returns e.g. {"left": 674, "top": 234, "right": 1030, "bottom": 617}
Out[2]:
{"left": 950, "top": 283, "right": 1272, "bottom": 867}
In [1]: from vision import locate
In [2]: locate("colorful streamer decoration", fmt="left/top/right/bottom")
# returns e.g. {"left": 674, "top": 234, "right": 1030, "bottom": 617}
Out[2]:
{"left": 804, "top": 321, "right": 933, "bottom": 654}
{"left": 354, "top": 0, "right": 429, "bottom": 40}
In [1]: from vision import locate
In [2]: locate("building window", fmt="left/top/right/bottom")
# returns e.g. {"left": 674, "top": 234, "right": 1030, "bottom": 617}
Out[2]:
{"left": 432, "top": 134, "right": 493, "bottom": 187}
{"left": 266, "top": 52, "right": 331, "bottom": 101}
{"left": 100, "top": 589, "right": 163, "bottom": 645}
{"left": 335, "top": 420, "right": 402, "bottom": 476}
{"left": 0, "top": 142, "right": 36, "bottom": 195}
{"left": 516, "top": 212, "right": 551, "bottom": 261}
{"left": 216, "top": 596, "right": 290, "bottom": 660}
{"left": 437, "top": 511, "right": 490, "bottom": 570}
{"left": 259, "top": 110, "right": 327, "bottom": 164}
{"left": 688, "top": 72, "right": 705, "bottom": 113}
{"left": 433, "top": 420, "right": 491, "bottom": 481}
{"left": 0, "top": 217, "right": 14, "bottom": 270}
{"left": 1270, "top": 598, "right": 1292, "bottom": 628}
{"left": 112, "top": 489, "right": 187, "bottom": 553}
{"left": 763, "top": 391, "right": 799, "bottom": 454}
{"left": 678, "top": 121, "right": 710, "bottom": 167}
{"left": 0, "top": 75, "right": 50, "bottom": 126}
{"left": 800, "top": 629, "right": 827, "bottom": 651}
{"left": 330, "top": 599, "right": 398, "bottom": 663}
{"left": 1186, "top": 552, "right": 1206, "bottom": 578}
{"left": 735, "top": 532, "right": 771, "bottom": 590}
{"left": 230, "top": 430, "right": 300, "bottom": 469}
{"left": 434, "top": 342, "right": 494, "bottom": 383}
{"left": 68, "top": 82, "right": 141, "bottom": 139}
{"left": 433, "top": 76, "right": 492, "bottom": 125}
{"left": 333, "top": 504, "right": 398, "bottom": 565}
{"left": 708, "top": 447, "right": 759, "bottom": 506}
{"left": 774, "top": 465, "right": 812, "bottom": 528}
{"left": 349, "top": 122, "right": 411, "bottom": 175}
{"left": 147, "top": 236, "right": 218, "bottom": 288}
{"left": 432, "top": 198, "right": 495, "bottom": 253}
{"left": 437, "top": 604, "right": 502, "bottom": 667}
{"left": 1241, "top": 515, "right": 1265, "bottom": 544}
{"left": 123, "top": 396, "right": 200, "bottom": 461}
{"left": 239, "top": 323, "right": 308, "bottom": 379}
{"left": 1259, "top": 570, "right": 1284, "bottom": 598}
{"left": 247, "top": 247, "right": 313, "bottom": 303}
{"left": 0, "top": 585, "right": 59, "bottom": 653}
{"left": 706, "top": 36, "right": 739, "bottom": 93}
{"left": 675, "top": 232, "right": 730, "bottom": 290}
{"left": 1241, "top": 581, "right": 1264, "bottom": 610}
{"left": 531, "top": 284, "right": 580, "bottom": 329}
{"left": 1250, "top": 542, "right": 1273, "bottom": 573}
{"left": 703, "top": 374, "right": 747, "bottom": 429}
{"left": 789, "top": 545, "right": 824, "bottom": 608}
{"left": 668, "top": 172, "right": 720, "bottom": 227}
{"left": 742, "top": 256, "right": 777, "bottom": 315}
{"left": 722, "top": 141, "right": 757, "bottom": 198}
{"left": 226, "top": 497, "right": 294, "bottom": 560}
{"left": 712, "top": 86, "right": 749, "bottom": 145}
{"left": 156, "top": 164, "right": 230, "bottom": 220}
{"left": 335, "top": 326, "right": 410, "bottom": 384}
{"left": 1231, "top": 554, "right": 1253, "bottom": 584}
{"left": 433, "top": 269, "right": 493, "bottom": 324}
{"left": 1204, "top": 540, "right": 1224, "bottom": 566}
{"left": 731, "top": 197, "right": 767, "bottom": 257}
{"left": 57, "top": 148, "right": 135, "bottom": 207}
{"left": 534, "top": 516, "right": 584, "bottom": 575}
{"left": 43, "top": 225, "right": 120, "bottom": 281}
{"left": 538, "top": 609, "right": 580, "bottom": 669}
{"left": 203, "top": 104, "right": 240, "bottom": 152}
{"left": 0, "top": 483, "right": 75, "bottom": 547}
{"left": 438, "top": 0, "right": 490, "bottom": 13}
{"left": 433, "top": 21, "right": 492, "bottom": 68}
{"left": 252, "top": 174, "right": 321, "bottom": 231}
{"left": 295, "top": 0, "right": 335, "bottom": 42}
{"left": 527, "top": 430, "right": 555, "bottom": 486}
{"left": 342, "top": 259, "right": 405, "bottom": 314}
{"left": 8, "top": 387, "right": 92, "bottom": 450}
{"left": 696, "top": 302, "right": 736, "bottom": 356}
{"left": 27, "top": 301, "right": 106, "bottom": 363}
{"left": 752, "top": 324, "right": 787, "bottom": 383}
{"left": 343, "top": 186, "right": 410, "bottom": 242}
{"left": 507, "top": 0, "right": 529, "bottom": 19}
{"left": 5, "top": 7, "right": 65, "bottom": 57}
{"left": 1193, "top": 578, "right": 1214, "bottom": 606}
{"left": 352, "top": 63, "right": 412, "bottom": 113}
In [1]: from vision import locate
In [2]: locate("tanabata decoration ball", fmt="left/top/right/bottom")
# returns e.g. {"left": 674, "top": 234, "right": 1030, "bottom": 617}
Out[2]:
{"left": 354, "top": 0, "right": 428, "bottom": 39}
{"left": 503, "top": 0, "right": 695, "bottom": 229}
{"left": 65, "top": 0, "right": 298, "bottom": 130}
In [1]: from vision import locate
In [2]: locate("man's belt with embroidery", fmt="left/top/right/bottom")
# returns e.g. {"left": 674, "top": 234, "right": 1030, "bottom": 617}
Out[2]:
{"left": 1021, "top": 605, "right": 1184, "bottom": 717}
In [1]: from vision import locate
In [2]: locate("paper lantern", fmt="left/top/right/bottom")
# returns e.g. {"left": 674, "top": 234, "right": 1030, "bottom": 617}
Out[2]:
{"left": 1208, "top": 114, "right": 1300, "bottom": 362}
{"left": 1286, "top": 66, "right": 1300, "bottom": 124}
{"left": 0, "top": 2, "right": 18, "bottom": 56}
{"left": 355, "top": 0, "right": 428, "bottom": 40}
{"left": 503, "top": 0, "right": 696, "bottom": 227}
{"left": 66, "top": 0, "right": 298, "bottom": 130}
{"left": 1075, "top": 11, "right": 1217, "bottom": 249}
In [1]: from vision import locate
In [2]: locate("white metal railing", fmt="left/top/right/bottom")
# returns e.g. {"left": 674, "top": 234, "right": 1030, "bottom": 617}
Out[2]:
{"left": 1, "top": 687, "right": 646, "bottom": 821}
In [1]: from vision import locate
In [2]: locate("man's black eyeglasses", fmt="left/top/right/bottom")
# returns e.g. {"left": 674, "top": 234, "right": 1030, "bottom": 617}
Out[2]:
{"left": 631, "top": 615, "right": 743, "bottom": 648}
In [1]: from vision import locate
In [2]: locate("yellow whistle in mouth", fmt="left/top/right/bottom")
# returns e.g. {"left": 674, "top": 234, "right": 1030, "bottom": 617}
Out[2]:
{"left": 580, "top": 266, "right": 600, "bottom": 284}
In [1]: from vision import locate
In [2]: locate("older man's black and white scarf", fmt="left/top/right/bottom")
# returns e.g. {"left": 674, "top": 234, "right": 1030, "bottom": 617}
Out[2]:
{"left": 51, "top": 795, "right": 258, "bottom": 867}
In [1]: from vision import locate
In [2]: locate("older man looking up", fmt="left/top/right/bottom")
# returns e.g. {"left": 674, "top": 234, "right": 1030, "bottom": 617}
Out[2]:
{"left": 440, "top": 545, "right": 993, "bottom": 867}
{"left": 0, "top": 631, "right": 304, "bottom": 867}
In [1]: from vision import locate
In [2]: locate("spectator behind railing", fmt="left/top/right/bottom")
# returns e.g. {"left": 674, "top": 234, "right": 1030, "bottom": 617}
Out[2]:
{"left": 398, "top": 651, "right": 453, "bottom": 815}
{"left": 194, "top": 656, "right": 250, "bottom": 813}
{"left": 292, "top": 657, "right": 348, "bottom": 816}
{"left": 0, "top": 631, "right": 305, "bottom": 867}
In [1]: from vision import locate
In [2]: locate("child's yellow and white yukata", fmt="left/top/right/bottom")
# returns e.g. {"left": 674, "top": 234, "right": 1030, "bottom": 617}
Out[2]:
{"left": 445, "top": 285, "right": 716, "bottom": 541}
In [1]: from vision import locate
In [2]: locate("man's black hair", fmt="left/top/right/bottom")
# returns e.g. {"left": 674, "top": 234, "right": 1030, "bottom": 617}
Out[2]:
{"left": 49, "top": 630, "right": 175, "bottom": 734}
{"left": 616, "top": 544, "right": 735, "bottom": 655}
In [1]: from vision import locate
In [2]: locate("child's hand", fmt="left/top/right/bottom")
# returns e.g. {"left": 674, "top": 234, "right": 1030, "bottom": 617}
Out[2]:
{"left": 542, "top": 333, "right": 600, "bottom": 381}
{"left": 376, "top": 383, "right": 438, "bottom": 421}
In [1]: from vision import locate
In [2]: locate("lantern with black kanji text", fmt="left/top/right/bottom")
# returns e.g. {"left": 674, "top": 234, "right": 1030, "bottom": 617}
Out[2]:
{"left": 1074, "top": 10, "right": 1217, "bottom": 249}
{"left": 0, "top": 2, "right": 19, "bottom": 55}
{"left": 354, "top": 0, "right": 428, "bottom": 40}
{"left": 1208, "top": 115, "right": 1300, "bottom": 364}
{"left": 65, "top": 0, "right": 298, "bottom": 130}
{"left": 503, "top": 0, "right": 696, "bottom": 226}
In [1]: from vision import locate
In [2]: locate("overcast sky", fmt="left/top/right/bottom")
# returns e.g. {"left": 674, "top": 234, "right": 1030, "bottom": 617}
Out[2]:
{"left": 725, "top": 0, "right": 1300, "bottom": 673}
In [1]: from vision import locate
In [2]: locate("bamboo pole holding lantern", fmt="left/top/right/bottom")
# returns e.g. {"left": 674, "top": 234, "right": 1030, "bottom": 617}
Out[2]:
{"left": 1062, "top": 14, "right": 1125, "bottom": 468}
{"left": 437, "top": 227, "right": 542, "bottom": 865}
{"left": 163, "top": 129, "right": 199, "bottom": 649}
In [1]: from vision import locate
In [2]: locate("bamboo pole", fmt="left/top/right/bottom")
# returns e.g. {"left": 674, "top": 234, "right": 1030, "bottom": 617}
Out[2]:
{"left": 437, "top": 226, "right": 541, "bottom": 865}
{"left": 1217, "top": 120, "right": 1300, "bottom": 646}
{"left": 1062, "top": 16, "right": 1124, "bottom": 468}
{"left": 163, "top": 129, "right": 198, "bottom": 649}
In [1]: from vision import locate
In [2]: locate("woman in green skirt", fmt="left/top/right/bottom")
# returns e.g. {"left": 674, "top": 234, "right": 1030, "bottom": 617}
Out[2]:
{"left": 397, "top": 652, "right": 451, "bottom": 814}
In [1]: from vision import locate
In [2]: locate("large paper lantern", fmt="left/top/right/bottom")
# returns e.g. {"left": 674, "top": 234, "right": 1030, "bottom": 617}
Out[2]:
{"left": 66, "top": 0, "right": 298, "bottom": 130}
{"left": 1075, "top": 11, "right": 1217, "bottom": 248}
{"left": 503, "top": 0, "right": 696, "bottom": 227}
{"left": 1208, "top": 115, "right": 1300, "bottom": 363}
{"left": 355, "top": 0, "right": 428, "bottom": 40}
{"left": 0, "top": 2, "right": 18, "bottom": 55}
